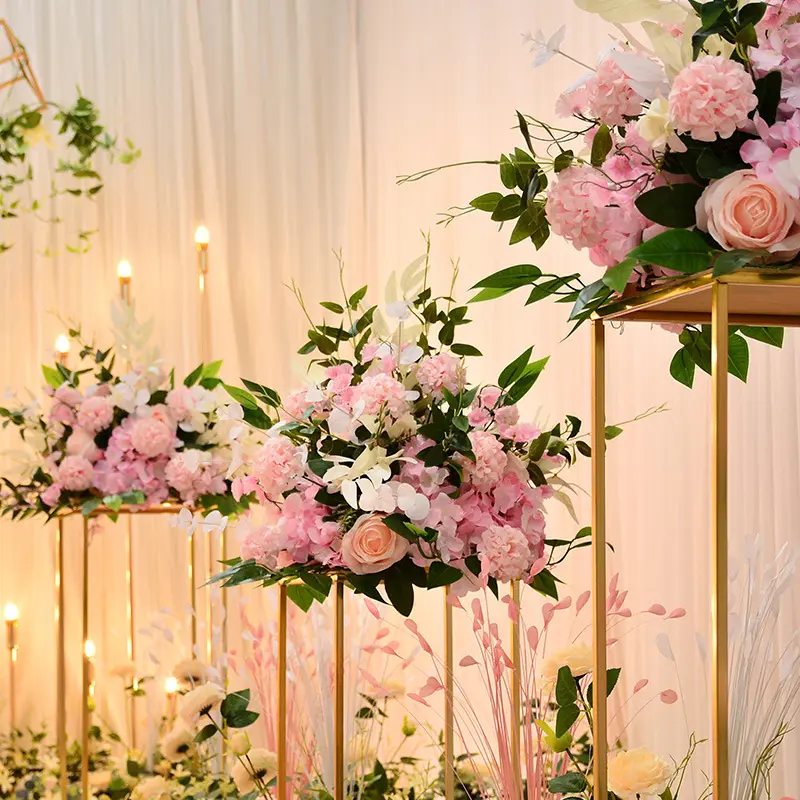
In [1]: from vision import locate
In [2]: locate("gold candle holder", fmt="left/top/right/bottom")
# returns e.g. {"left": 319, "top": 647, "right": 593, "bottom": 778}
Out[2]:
{"left": 4, "top": 603, "right": 18, "bottom": 729}
{"left": 55, "top": 335, "right": 70, "bottom": 367}
{"left": 165, "top": 676, "right": 179, "bottom": 723}
{"left": 117, "top": 259, "right": 132, "bottom": 306}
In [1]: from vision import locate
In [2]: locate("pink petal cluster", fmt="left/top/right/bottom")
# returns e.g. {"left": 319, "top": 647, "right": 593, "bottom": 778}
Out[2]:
{"left": 415, "top": 353, "right": 466, "bottom": 399}
{"left": 130, "top": 412, "right": 177, "bottom": 457}
{"left": 741, "top": 111, "right": 800, "bottom": 194}
{"left": 76, "top": 395, "right": 114, "bottom": 433}
{"left": 476, "top": 524, "right": 533, "bottom": 581}
{"left": 669, "top": 55, "right": 757, "bottom": 142}
{"left": 356, "top": 373, "right": 409, "bottom": 418}
{"left": 465, "top": 431, "right": 508, "bottom": 491}
{"left": 57, "top": 455, "right": 95, "bottom": 491}
{"left": 164, "top": 452, "right": 226, "bottom": 505}
{"left": 249, "top": 437, "right": 307, "bottom": 501}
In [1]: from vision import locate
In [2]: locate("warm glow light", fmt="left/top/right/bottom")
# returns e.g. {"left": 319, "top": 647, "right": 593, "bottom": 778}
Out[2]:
{"left": 3, "top": 603, "right": 18, "bottom": 622}
{"left": 84, "top": 639, "right": 96, "bottom": 660}
{"left": 194, "top": 225, "right": 210, "bottom": 246}
{"left": 165, "top": 676, "right": 179, "bottom": 694}
{"left": 55, "top": 334, "right": 70, "bottom": 355}
{"left": 117, "top": 259, "right": 132, "bottom": 279}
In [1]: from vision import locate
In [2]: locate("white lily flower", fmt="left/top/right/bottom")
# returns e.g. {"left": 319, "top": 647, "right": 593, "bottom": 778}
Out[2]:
{"left": 524, "top": 26, "right": 566, "bottom": 68}
{"left": 341, "top": 479, "right": 359, "bottom": 509}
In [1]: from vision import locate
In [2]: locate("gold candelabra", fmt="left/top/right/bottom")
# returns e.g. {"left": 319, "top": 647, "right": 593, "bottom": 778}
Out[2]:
{"left": 4, "top": 603, "right": 18, "bottom": 729}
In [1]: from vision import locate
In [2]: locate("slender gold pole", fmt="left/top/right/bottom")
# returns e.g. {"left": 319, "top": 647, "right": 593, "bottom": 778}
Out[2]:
{"left": 207, "top": 533, "right": 214, "bottom": 665}
{"left": 278, "top": 585, "right": 288, "bottom": 800}
{"left": 221, "top": 527, "right": 228, "bottom": 686}
{"left": 56, "top": 517, "right": 67, "bottom": 800}
{"left": 188, "top": 531, "right": 197, "bottom": 652}
{"left": 444, "top": 587, "right": 455, "bottom": 800}
{"left": 334, "top": 578, "right": 345, "bottom": 800}
{"left": 711, "top": 282, "right": 729, "bottom": 800}
{"left": 591, "top": 319, "right": 608, "bottom": 800}
{"left": 6, "top": 618, "right": 17, "bottom": 728}
{"left": 125, "top": 514, "right": 137, "bottom": 748}
{"left": 81, "top": 517, "right": 90, "bottom": 800}
{"left": 510, "top": 579, "right": 522, "bottom": 800}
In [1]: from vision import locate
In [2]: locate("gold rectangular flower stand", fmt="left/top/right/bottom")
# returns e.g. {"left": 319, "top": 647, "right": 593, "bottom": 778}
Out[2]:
{"left": 590, "top": 268, "right": 800, "bottom": 800}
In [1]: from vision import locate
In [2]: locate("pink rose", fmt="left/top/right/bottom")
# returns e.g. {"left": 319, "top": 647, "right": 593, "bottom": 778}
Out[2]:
{"left": 130, "top": 416, "right": 174, "bottom": 457}
{"left": 76, "top": 395, "right": 114, "bottom": 433}
{"left": 696, "top": 169, "right": 800, "bottom": 256}
{"left": 58, "top": 456, "right": 95, "bottom": 491}
{"left": 340, "top": 514, "right": 408, "bottom": 574}
{"left": 42, "top": 483, "right": 62, "bottom": 507}
{"left": 66, "top": 428, "right": 101, "bottom": 462}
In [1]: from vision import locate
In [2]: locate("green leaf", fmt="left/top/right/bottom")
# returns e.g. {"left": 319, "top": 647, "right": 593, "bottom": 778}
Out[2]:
{"left": 555, "top": 666, "right": 578, "bottom": 707}
{"left": 320, "top": 301, "right": 344, "bottom": 313}
{"left": 472, "top": 264, "right": 542, "bottom": 291}
{"left": 498, "top": 347, "right": 533, "bottom": 388}
{"left": 286, "top": 584, "right": 315, "bottom": 612}
{"left": 553, "top": 151, "right": 574, "bottom": 172}
{"left": 384, "top": 574, "right": 415, "bottom": 617}
{"left": 220, "top": 688, "right": 250, "bottom": 717}
{"left": 491, "top": 194, "right": 523, "bottom": 222}
{"left": 427, "top": 561, "right": 463, "bottom": 589}
{"left": 42, "top": 365, "right": 63, "bottom": 389}
{"left": 755, "top": 70, "right": 782, "bottom": 126}
{"left": 226, "top": 710, "right": 260, "bottom": 729}
{"left": 527, "top": 274, "right": 581, "bottom": 305}
{"left": 194, "top": 724, "right": 217, "bottom": 744}
{"left": 629, "top": 229, "right": 712, "bottom": 274}
{"left": 504, "top": 357, "right": 549, "bottom": 405}
{"left": 184, "top": 364, "right": 203, "bottom": 387}
{"left": 450, "top": 343, "right": 482, "bottom": 357}
{"left": 528, "top": 431, "right": 551, "bottom": 462}
{"left": 223, "top": 384, "right": 259, "bottom": 410}
{"left": 602, "top": 259, "right": 635, "bottom": 294}
{"left": 740, "top": 325, "right": 784, "bottom": 348}
{"left": 348, "top": 285, "right": 369, "bottom": 310}
{"left": 736, "top": 22, "right": 758, "bottom": 46}
{"left": 509, "top": 208, "right": 538, "bottom": 245}
{"left": 499, "top": 155, "right": 517, "bottom": 189}
{"left": 555, "top": 703, "right": 580, "bottom": 737}
{"left": 383, "top": 514, "right": 419, "bottom": 543}
{"left": 469, "top": 192, "right": 503, "bottom": 213}
{"left": 728, "top": 332, "right": 749, "bottom": 382}
{"left": 202, "top": 360, "right": 223, "bottom": 379}
{"left": 587, "top": 667, "right": 622, "bottom": 707}
{"left": 590, "top": 124, "right": 613, "bottom": 167}
{"left": 548, "top": 773, "right": 586, "bottom": 794}
{"left": 738, "top": 2, "right": 766, "bottom": 27}
{"left": 670, "top": 346, "right": 696, "bottom": 388}
{"left": 712, "top": 249, "right": 762, "bottom": 277}
{"left": 604, "top": 425, "right": 623, "bottom": 440}
{"left": 569, "top": 279, "right": 607, "bottom": 321}
{"left": 634, "top": 184, "right": 704, "bottom": 228}
{"left": 530, "top": 568, "right": 559, "bottom": 600}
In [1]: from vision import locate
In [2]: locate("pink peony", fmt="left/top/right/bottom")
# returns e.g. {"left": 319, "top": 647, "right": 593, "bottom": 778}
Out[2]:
{"left": 340, "top": 514, "right": 408, "bottom": 574}
{"left": 66, "top": 428, "right": 101, "bottom": 462}
{"left": 164, "top": 452, "right": 202, "bottom": 494}
{"left": 42, "top": 483, "right": 62, "bottom": 507}
{"left": 415, "top": 353, "right": 466, "bottom": 399}
{"left": 588, "top": 56, "right": 646, "bottom": 126}
{"left": 494, "top": 405, "right": 519, "bottom": 429}
{"left": 696, "top": 169, "right": 800, "bottom": 256}
{"left": 58, "top": 455, "right": 95, "bottom": 491}
{"left": 478, "top": 386, "right": 501, "bottom": 409}
{"left": 477, "top": 524, "right": 531, "bottom": 582}
{"left": 250, "top": 437, "right": 306, "bottom": 499}
{"left": 77, "top": 395, "right": 114, "bottom": 433}
{"left": 130, "top": 415, "right": 175, "bottom": 457}
{"left": 669, "top": 56, "right": 757, "bottom": 142}
{"left": 466, "top": 431, "right": 508, "bottom": 491}
{"left": 357, "top": 373, "right": 409, "bottom": 418}
{"left": 54, "top": 386, "right": 83, "bottom": 407}
{"left": 166, "top": 387, "right": 197, "bottom": 422}
{"left": 49, "top": 402, "right": 76, "bottom": 427}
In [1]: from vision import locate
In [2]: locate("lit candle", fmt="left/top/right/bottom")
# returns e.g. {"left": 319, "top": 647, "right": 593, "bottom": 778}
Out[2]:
{"left": 165, "top": 676, "right": 179, "bottom": 720}
{"left": 55, "top": 335, "right": 70, "bottom": 366}
{"left": 117, "top": 260, "right": 132, "bottom": 305}
{"left": 194, "top": 225, "right": 211, "bottom": 363}
{"left": 5, "top": 603, "right": 18, "bottom": 729}
{"left": 84, "top": 639, "right": 96, "bottom": 701}
{"left": 194, "top": 225, "right": 210, "bottom": 249}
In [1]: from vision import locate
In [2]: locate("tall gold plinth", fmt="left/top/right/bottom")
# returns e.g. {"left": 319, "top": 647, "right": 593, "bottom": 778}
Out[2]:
{"left": 590, "top": 268, "right": 800, "bottom": 800}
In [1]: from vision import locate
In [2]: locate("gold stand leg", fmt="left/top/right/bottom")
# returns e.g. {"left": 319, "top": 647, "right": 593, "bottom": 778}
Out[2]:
{"left": 188, "top": 530, "right": 197, "bottom": 653}
{"left": 125, "top": 514, "right": 137, "bottom": 749}
{"left": 510, "top": 580, "right": 522, "bottom": 800}
{"left": 278, "top": 585, "right": 288, "bottom": 800}
{"left": 221, "top": 527, "right": 228, "bottom": 688}
{"left": 207, "top": 532, "right": 214, "bottom": 666}
{"left": 334, "top": 578, "right": 345, "bottom": 800}
{"left": 591, "top": 319, "right": 608, "bottom": 800}
{"left": 711, "top": 282, "right": 729, "bottom": 800}
{"left": 56, "top": 517, "right": 67, "bottom": 800}
{"left": 81, "top": 517, "right": 90, "bottom": 800}
{"left": 444, "top": 587, "right": 454, "bottom": 800}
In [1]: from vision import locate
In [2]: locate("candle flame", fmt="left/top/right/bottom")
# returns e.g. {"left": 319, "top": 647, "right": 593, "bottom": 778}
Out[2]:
{"left": 194, "top": 225, "right": 210, "bottom": 246}
{"left": 84, "top": 639, "right": 96, "bottom": 659}
{"left": 3, "top": 603, "right": 18, "bottom": 622}
{"left": 55, "top": 335, "right": 71, "bottom": 355}
{"left": 165, "top": 676, "right": 179, "bottom": 694}
{"left": 117, "top": 259, "right": 132, "bottom": 279}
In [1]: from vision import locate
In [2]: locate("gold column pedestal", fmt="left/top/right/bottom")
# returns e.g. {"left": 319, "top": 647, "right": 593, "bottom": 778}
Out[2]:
{"left": 334, "top": 579, "right": 345, "bottom": 800}
{"left": 278, "top": 585, "right": 288, "bottom": 800}
{"left": 591, "top": 268, "right": 800, "bottom": 800}
{"left": 443, "top": 588, "right": 455, "bottom": 800}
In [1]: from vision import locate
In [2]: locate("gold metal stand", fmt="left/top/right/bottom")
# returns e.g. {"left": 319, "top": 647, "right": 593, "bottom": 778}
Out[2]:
{"left": 55, "top": 518, "right": 67, "bottom": 799}
{"left": 510, "top": 580, "right": 522, "bottom": 800}
{"left": 189, "top": 530, "right": 197, "bottom": 651}
{"left": 5, "top": 615, "right": 17, "bottom": 729}
{"left": 278, "top": 585, "right": 288, "bottom": 800}
{"left": 334, "top": 578, "right": 345, "bottom": 800}
{"left": 590, "top": 268, "right": 800, "bottom": 799}
{"left": 591, "top": 320, "right": 608, "bottom": 800}
{"left": 125, "top": 514, "right": 137, "bottom": 748}
{"left": 443, "top": 587, "right": 455, "bottom": 800}
{"left": 81, "top": 517, "right": 90, "bottom": 800}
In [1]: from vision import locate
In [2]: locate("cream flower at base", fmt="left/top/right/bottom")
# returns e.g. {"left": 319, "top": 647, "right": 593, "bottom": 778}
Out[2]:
{"left": 172, "top": 658, "right": 207, "bottom": 686}
{"left": 637, "top": 96, "right": 685, "bottom": 152}
{"left": 161, "top": 722, "right": 194, "bottom": 762}
{"left": 608, "top": 748, "right": 673, "bottom": 799}
{"left": 231, "top": 748, "right": 278, "bottom": 794}
{"left": 132, "top": 776, "right": 172, "bottom": 800}
{"left": 89, "top": 770, "right": 113, "bottom": 789}
{"left": 540, "top": 641, "right": 593, "bottom": 687}
{"left": 179, "top": 681, "right": 225, "bottom": 724}
{"left": 229, "top": 731, "right": 251, "bottom": 756}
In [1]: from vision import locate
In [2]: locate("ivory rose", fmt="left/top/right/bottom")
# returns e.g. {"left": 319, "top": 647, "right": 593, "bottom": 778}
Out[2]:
{"left": 340, "top": 513, "right": 408, "bottom": 574}
{"left": 608, "top": 748, "right": 673, "bottom": 799}
{"left": 696, "top": 169, "right": 800, "bottom": 256}
{"left": 540, "top": 641, "right": 593, "bottom": 687}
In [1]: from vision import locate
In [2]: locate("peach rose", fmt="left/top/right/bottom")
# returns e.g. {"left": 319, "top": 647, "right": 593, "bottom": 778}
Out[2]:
{"left": 340, "top": 514, "right": 408, "bottom": 574}
{"left": 696, "top": 169, "right": 800, "bottom": 257}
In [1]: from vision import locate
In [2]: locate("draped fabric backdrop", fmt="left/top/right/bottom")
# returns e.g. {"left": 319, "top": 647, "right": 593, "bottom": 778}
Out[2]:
{"left": 0, "top": 0, "right": 797, "bottom": 793}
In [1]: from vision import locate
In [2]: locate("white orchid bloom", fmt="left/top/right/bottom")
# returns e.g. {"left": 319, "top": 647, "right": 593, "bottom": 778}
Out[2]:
{"left": 197, "top": 510, "right": 228, "bottom": 536}
{"left": 218, "top": 402, "right": 244, "bottom": 422}
{"left": 109, "top": 380, "right": 150, "bottom": 414}
{"left": 394, "top": 483, "right": 430, "bottom": 522}
{"left": 356, "top": 478, "right": 396, "bottom": 513}
{"left": 305, "top": 384, "right": 324, "bottom": 403}
{"left": 525, "top": 25, "right": 566, "bottom": 68}
{"left": 386, "top": 300, "right": 412, "bottom": 321}
{"left": 170, "top": 508, "right": 197, "bottom": 534}
{"left": 608, "top": 50, "right": 669, "bottom": 99}
{"left": 399, "top": 344, "right": 424, "bottom": 366}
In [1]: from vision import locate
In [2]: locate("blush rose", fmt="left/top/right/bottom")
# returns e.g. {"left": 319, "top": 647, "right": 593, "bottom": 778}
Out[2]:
{"left": 340, "top": 514, "right": 408, "bottom": 574}
{"left": 696, "top": 169, "right": 800, "bottom": 257}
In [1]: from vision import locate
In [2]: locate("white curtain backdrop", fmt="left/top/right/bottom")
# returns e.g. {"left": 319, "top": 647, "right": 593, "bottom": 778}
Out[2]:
{"left": 0, "top": 0, "right": 796, "bottom": 794}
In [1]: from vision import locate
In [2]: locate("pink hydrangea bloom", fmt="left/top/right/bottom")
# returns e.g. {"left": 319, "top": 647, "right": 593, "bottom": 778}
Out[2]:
{"left": 494, "top": 405, "right": 519, "bottom": 429}
{"left": 54, "top": 386, "right": 83, "bottom": 407}
{"left": 466, "top": 431, "right": 507, "bottom": 491}
{"left": 588, "top": 56, "right": 646, "bottom": 126}
{"left": 669, "top": 56, "right": 757, "bottom": 142}
{"left": 325, "top": 364, "right": 354, "bottom": 394}
{"left": 58, "top": 455, "right": 95, "bottom": 491}
{"left": 357, "top": 373, "right": 409, "bottom": 418}
{"left": 49, "top": 402, "right": 76, "bottom": 427}
{"left": 281, "top": 389, "right": 317, "bottom": 422}
{"left": 468, "top": 407, "right": 491, "bottom": 428}
{"left": 165, "top": 451, "right": 225, "bottom": 504}
{"left": 546, "top": 166, "right": 611, "bottom": 250}
{"left": 501, "top": 422, "right": 541, "bottom": 444}
{"left": 477, "top": 524, "right": 531, "bottom": 582}
{"left": 76, "top": 395, "right": 114, "bottom": 433}
{"left": 130, "top": 415, "right": 176, "bottom": 457}
{"left": 250, "top": 437, "right": 306, "bottom": 500}
{"left": 42, "top": 483, "right": 62, "bottom": 507}
{"left": 740, "top": 111, "right": 800, "bottom": 195}
{"left": 415, "top": 353, "right": 466, "bottom": 399}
